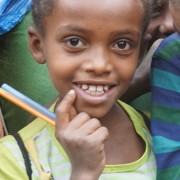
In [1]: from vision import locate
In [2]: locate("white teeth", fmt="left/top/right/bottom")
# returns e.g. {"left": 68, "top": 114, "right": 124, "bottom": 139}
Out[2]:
{"left": 97, "top": 86, "right": 103, "bottom": 92}
{"left": 89, "top": 85, "right": 96, "bottom": 91}
{"left": 104, "top": 85, "right": 109, "bottom": 91}
{"left": 80, "top": 84, "right": 110, "bottom": 95}
{"left": 82, "top": 84, "right": 88, "bottom": 90}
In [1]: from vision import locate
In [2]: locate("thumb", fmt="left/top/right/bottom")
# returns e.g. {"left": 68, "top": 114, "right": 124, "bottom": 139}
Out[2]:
{"left": 55, "top": 89, "right": 76, "bottom": 130}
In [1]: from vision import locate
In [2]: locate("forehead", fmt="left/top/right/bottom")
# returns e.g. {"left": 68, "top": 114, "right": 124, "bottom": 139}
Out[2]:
{"left": 55, "top": 0, "right": 143, "bottom": 8}
{"left": 42, "top": 0, "right": 146, "bottom": 40}
{"left": 47, "top": 0, "right": 144, "bottom": 29}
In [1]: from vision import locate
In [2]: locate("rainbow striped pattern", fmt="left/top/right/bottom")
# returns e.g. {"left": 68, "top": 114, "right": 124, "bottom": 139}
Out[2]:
{"left": 151, "top": 32, "right": 180, "bottom": 180}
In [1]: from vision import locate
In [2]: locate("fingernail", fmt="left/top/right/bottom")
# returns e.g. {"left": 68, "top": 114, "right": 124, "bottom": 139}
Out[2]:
{"left": 68, "top": 89, "right": 75, "bottom": 95}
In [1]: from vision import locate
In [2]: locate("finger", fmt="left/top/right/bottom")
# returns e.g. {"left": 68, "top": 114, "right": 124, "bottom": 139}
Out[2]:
{"left": 69, "top": 105, "right": 77, "bottom": 120}
{"left": 68, "top": 112, "right": 91, "bottom": 130}
{"left": 78, "top": 118, "right": 101, "bottom": 135}
{"left": 56, "top": 89, "right": 76, "bottom": 129}
{"left": 89, "top": 126, "right": 109, "bottom": 144}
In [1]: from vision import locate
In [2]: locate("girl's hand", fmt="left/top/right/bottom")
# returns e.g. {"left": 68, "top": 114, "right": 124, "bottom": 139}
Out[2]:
{"left": 55, "top": 90, "right": 109, "bottom": 180}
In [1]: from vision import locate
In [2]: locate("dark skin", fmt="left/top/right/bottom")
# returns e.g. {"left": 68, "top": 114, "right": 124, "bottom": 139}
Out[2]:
{"left": 29, "top": 0, "right": 148, "bottom": 179}
{"left": 101, "top": 104, "right": 145, "bottom": 164}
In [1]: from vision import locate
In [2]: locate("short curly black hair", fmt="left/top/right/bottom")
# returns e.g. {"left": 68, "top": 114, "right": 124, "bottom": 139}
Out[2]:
{"left": 32, "top": 0, "right": 56, "bottom": 32}
{"left": 32, "top": 0, "right": 152, "bottom": 34}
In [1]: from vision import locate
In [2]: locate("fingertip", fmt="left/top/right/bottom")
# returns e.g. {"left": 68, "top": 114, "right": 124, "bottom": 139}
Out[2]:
{"left": 67, "top": 89, "right": 76, "bottom": 102}
{"left": 56, "top": 89, "right": 76, "bottom": 114}
{"left": 68, "top": 89, "right": 76, "bottom": 95}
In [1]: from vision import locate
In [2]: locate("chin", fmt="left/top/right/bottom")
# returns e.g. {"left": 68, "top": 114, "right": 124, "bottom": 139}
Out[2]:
{"left": 75, "top": 102, "right": 109, "bottom": 119}
{"left": 77, "top": 107, "right": 109, "bottom": 120}
{"left": 73, "top": 93, "right": 116, "bottom": 120}
{"left": 88, "top": 111, "right": 106, "bottom": 119}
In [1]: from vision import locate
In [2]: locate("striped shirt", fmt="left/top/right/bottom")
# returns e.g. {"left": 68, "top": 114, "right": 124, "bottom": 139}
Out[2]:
{"left": 0, "top": 101, "right": 156, "bottom": 179}
{"left": 151, "top": 32, "right": 180, "bottom": 180}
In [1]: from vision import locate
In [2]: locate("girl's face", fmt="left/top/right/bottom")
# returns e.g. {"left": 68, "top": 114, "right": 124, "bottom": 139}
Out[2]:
{"left": 169, "top": 1, "right": 180, "bottom": 33}
{"left": 31, "top": 0, "right": 145, "bottom": 118}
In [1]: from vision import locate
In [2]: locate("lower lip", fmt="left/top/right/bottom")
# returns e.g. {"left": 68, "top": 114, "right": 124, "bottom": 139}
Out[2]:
{"left": 72, "top": 85, "right": 116, "bottom": 105}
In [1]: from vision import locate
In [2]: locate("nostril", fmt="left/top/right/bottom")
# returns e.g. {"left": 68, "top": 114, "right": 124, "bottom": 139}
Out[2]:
{"left": 82, "top": 60, "right": 112, "bottom": 74}
{"left": 83, "top": 63, "right": 94, "bottom": 73}
{"left": 159, "top": 25, "right": 174, "bottom": 35}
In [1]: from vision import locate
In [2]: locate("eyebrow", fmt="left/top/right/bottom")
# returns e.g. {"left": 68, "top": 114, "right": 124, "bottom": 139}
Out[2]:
{"left": 58, "top": 25, "right": 90, "bottom": 34}
{"left": 110, "top": 30, "right": 140, "bottom": 38}
{"left": 58, "top": 24, "right": 140, "bottom": 38}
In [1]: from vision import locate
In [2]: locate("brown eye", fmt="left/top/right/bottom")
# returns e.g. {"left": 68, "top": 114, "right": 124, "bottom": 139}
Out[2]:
{"left": 69, "top": 38, "right": 80, "bottom": 46}
{"left": 113, "top": 40, "right": 130, "bottom": 50}
{"left": 65, "top": 37, "right": 84, "bottom": 48}
{"left": 117, "top": 41, "right": 127, "bottom": 49}
{"left": 63, "top": 36, "right": 87, "bottom": 52}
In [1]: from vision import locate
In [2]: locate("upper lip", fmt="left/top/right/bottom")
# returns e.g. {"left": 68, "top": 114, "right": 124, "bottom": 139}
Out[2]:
{"left": 72, "top": 80, "right": 118, "bottom": 86}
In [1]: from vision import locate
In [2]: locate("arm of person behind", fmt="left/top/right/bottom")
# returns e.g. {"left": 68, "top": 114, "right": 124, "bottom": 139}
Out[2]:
{"left": 121, "top": 39, "right": 163, "bottom": 103}
{"left": 0, "top": 102, "right": 6, "bottom": 138}
{"left": 0, "top": 118, "right": 3, "bottom": 138}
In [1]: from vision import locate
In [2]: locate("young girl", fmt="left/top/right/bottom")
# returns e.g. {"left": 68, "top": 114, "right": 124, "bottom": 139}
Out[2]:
{"left": 0, "top": 0, "right": 156, "bottom": 179}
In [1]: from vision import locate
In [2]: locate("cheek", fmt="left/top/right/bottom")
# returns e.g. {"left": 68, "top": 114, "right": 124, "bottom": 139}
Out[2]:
{"left": 122, "top": 65, "right": 136, "bottom": 82}
{"left": 46, "top": 53, "right": 79, "bottom": 80}
{"left": 115, "top": 57, "right": 138, "bottom": 83}
{"left": 47, "top": 62, "right": 71, "bottom": 80}
{"left": 115, "top": 63, "right": 137, "bottom": 98}
{"left": 46, "top": 60, "right": 75, "bottom": 95}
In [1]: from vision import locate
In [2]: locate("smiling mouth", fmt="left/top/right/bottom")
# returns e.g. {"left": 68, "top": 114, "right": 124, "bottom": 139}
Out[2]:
{"left": 75, "top": 83, "right": 114, "bottom": 96}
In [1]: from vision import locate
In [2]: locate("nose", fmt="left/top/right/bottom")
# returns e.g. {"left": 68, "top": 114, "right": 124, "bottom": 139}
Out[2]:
{"left": 83, "top": 47, "right": 113, "bottom": 75}
{"left": 159, "top": 12, "right": 174, "bottom": 36}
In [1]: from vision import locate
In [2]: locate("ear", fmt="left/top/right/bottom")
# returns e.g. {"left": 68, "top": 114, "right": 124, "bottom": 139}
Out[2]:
{"left": 28, "top": 27, "right": 46, "bottom": 64}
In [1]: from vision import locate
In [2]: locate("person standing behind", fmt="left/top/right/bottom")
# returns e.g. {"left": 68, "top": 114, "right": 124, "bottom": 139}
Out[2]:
{"left": 151, "top": 0, "right": 180, "bottom": 179}
{"left": 127, "top": 0, "right": 174, "bottom": 118}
